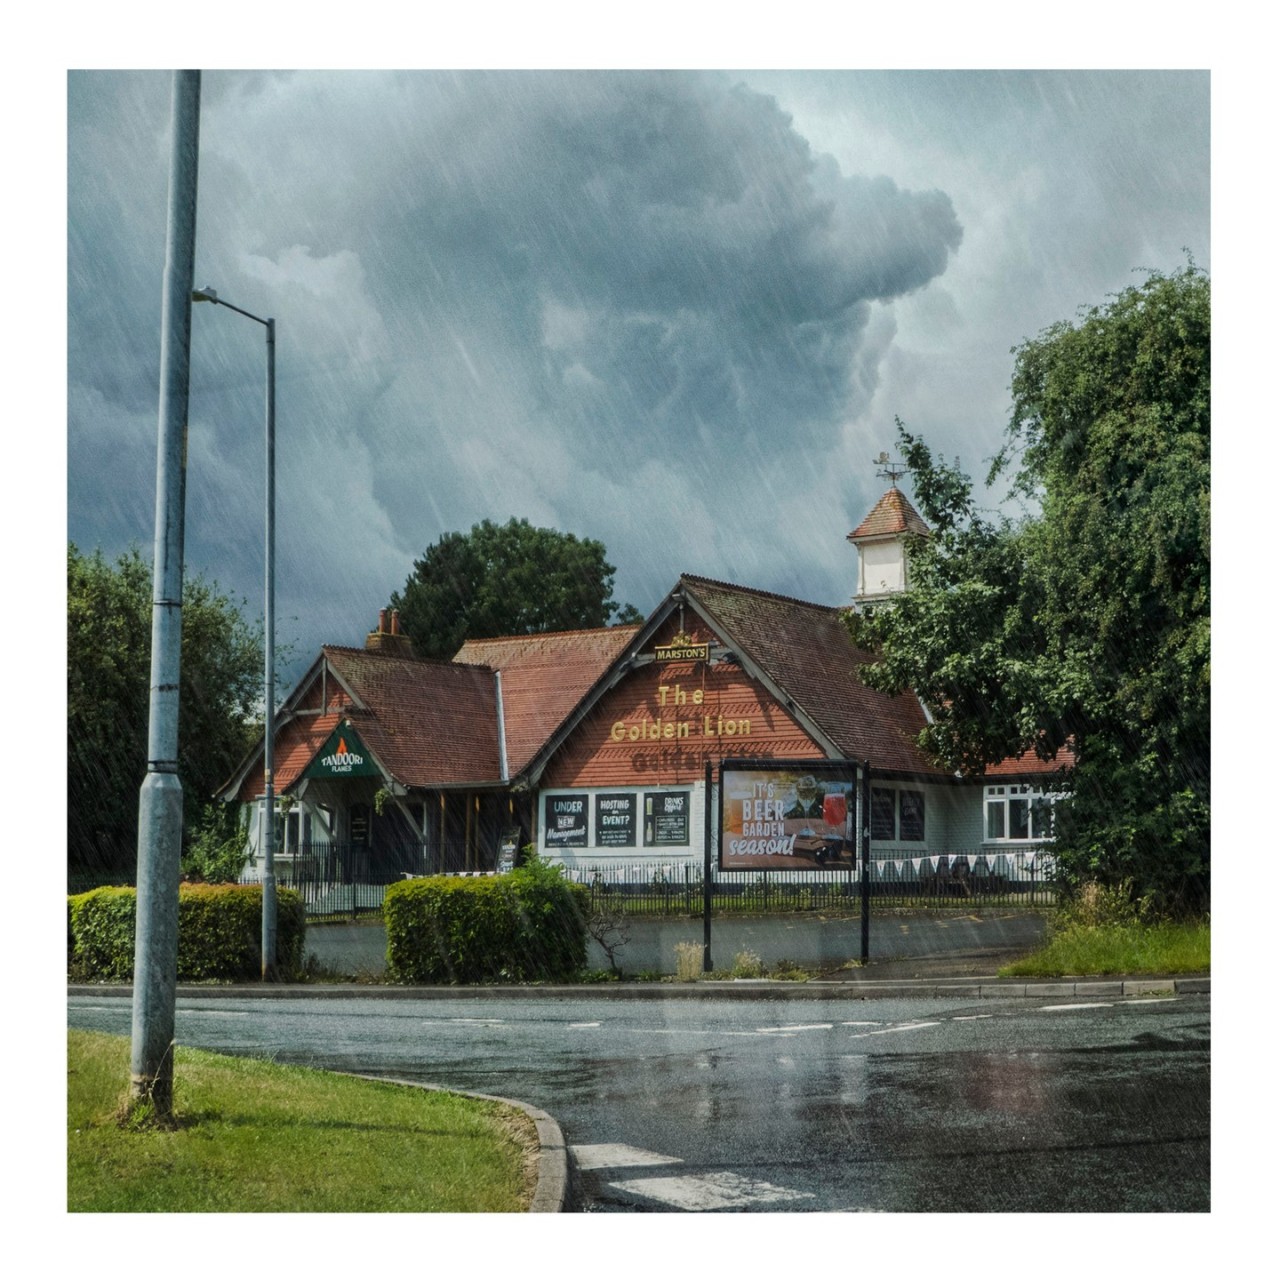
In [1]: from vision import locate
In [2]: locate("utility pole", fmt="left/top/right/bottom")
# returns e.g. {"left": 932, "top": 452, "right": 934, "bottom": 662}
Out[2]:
{"left": 129, "top": 70, "right": 200, "bottom": 1120}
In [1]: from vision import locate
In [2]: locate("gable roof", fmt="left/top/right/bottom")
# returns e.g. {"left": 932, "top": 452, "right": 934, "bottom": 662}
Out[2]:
{"left": 848, "top": 486, "right": 931, "bottom": 541}
{"left": 319, "top": 646, "right": 500, "bottom": 787}
{"left": 454, "top": 627, "right": 641, "bottom": 775}
{"left": 678, "top": 575, "right": 947, "bottom": 776}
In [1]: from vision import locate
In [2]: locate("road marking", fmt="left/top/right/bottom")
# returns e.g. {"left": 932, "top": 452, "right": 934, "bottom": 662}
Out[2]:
{"left": 755, "top": 1023, "right": 833, "bottom": 1033}
{"left": 569, "top": 1021, "right": 602, "bottom": 1028}
{"left": 953, "top": 1014, "right": 994, "bottom": 1021}
{"left": 442, "top": 1018, "right": 504, "bottom": 1025}
{"left": 842, "top": 1021, "right": 881, "bottom": 1027}
{"left": 1041, "top": 1003, "right": 1113, "bottom": 1011}
{"left": 849, "top": 1021, "right": 940, "bottom": 1039}
{"left": 609, "top": 1171, "right": 815, "bottom": 1211}
{"left": 571, "top": 1144, "right": 683, "bottom": 1170}
{"left": 724, "top": 1030, "right": 797, "bottom": 1037}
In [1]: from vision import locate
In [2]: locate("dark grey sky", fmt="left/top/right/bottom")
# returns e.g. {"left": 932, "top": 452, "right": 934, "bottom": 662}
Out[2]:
{"left": 67, "top": 69, "right": 1209, "bottom": 682}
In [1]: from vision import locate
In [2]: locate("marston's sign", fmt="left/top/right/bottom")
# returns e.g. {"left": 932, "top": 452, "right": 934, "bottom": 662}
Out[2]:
{"left": 654, "top": 641, "right": 709, "bottom": 663}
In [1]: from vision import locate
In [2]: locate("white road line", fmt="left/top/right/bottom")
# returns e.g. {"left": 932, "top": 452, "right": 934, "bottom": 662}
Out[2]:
{"left": 1041, "top": 1003, "right": 1113, "bottom": 1011}
{"left": 953, "top": 1014, "right": 994, "bottom": 1021}
{"left": 724, "top": 1031, "right": 797, "bottom": 1037}
{"left": 754, "top": 1024, "right": 834, "bottom": 1033}
{"left": 842, "top": 1021, "right": 881, "bottom": 1027}
{"left": 569, "top": 1021, "right": 602, "bottom": 1028}
{"left": 849, "top": 1021, "right": 941, "bottom": 1039}
{"left": 571, "top": 1144, "right": 684, "bottom": 1170}
{"left": 609, "top": 1171, "right": 815, "bottom": 1211}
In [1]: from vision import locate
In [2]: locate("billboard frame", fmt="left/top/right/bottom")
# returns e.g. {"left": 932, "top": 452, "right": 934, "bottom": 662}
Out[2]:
{"left": 710, "top": 757, "right": 872, "bottom": 966}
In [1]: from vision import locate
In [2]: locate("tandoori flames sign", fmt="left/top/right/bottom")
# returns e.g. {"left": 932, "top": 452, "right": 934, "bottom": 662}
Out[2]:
{"left": 304, "top": 722, "right": 382, "bottom": 779}
{"left": 719, "top": 759, "right": 860, "bottom": 872}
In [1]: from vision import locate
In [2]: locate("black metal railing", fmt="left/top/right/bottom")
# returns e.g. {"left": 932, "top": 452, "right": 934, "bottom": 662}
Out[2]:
{"left": 567, "top": 848, "right": 1057, "bottom": 916}
{"left": 245, "top": 843, "right": 1056, "bottom": 918}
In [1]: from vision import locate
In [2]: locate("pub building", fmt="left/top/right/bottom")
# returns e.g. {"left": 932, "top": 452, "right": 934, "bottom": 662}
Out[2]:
{"left": 219, "top": 484, "right": 1064, "bottom": 888}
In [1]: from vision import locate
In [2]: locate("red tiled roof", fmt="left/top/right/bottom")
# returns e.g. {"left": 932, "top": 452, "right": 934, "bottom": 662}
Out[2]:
{"left": 680, "top": 575, "right": 948, "bottom": 777}
{"left": 455, "top": 627, "right": 640, "bottom": 774}
{"left": 984, "top": 748, "right": 1074, "bottom": 779}
{"left": 848, "top": 487, "right": 930, "bottom": 541}
{"left": 317, "top": 646, "right": 501, "bottom": 787}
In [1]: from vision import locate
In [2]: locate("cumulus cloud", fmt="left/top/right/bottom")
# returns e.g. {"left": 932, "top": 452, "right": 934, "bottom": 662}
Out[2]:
{"left": 67, "top": 70, "right": 1205, "bottom": 676}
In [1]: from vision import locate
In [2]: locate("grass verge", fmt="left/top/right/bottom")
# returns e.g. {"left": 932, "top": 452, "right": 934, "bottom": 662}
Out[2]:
{"left": 998, "top": 919, "right": 1209, "bottom": 978}
{"left": 68, "top": 1030, "right": 537, "bottom": 1212}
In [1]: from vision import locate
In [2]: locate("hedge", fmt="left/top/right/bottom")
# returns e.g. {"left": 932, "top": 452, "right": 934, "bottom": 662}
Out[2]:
{"left": 67, "top": 883, "right": 305, "bottom": 981}
{"left": 385, "top": 860, "right": 588, "bottom": 983}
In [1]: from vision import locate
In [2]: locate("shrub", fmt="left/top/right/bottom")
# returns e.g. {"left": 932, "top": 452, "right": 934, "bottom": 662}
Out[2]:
{"left": 68, "top": 884, "right": 305, "bottom": 981}
{"left": 731, "top": 949, "right": 765, "bottom": 979}
{"left": 182, "top": 805, "right": 251, "bottom": 884}
{"left": 674, "top": 941, "right": 702, "bottom": 982}
{"left": 384, "top": 859, "right": 589, "bottom": 984}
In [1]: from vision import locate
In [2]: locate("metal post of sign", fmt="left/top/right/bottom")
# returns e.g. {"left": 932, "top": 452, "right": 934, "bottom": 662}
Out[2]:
{"left": 703, "top": 761, "right": 713, "bottom": 972}
{"left": 860, "top": 759, "right": 871, "bottom": 964}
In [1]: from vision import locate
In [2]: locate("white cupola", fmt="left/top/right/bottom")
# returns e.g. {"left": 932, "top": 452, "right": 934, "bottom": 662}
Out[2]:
{"left": 847, "top": 461, "right": 930, "bottom": 608}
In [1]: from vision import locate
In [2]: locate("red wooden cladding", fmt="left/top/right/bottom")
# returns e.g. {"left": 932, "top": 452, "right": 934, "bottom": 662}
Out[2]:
{"left": 541, "top": 657, "right": 824, "bottom": 789}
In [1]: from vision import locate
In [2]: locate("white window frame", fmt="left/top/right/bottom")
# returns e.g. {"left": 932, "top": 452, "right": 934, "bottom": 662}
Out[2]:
{"left": 984, "top": 784, "right": 1056, "bottom": 843}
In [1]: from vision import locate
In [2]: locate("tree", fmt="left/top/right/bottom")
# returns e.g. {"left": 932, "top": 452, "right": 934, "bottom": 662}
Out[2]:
{"left": 390, "top": 517, "right": 641, "bottom": 659}
{"left": 853, "top": 265, "right": 1209, "bottom": 911}
{"left": 68, "top": 544, "right": 264, "bottom": 884}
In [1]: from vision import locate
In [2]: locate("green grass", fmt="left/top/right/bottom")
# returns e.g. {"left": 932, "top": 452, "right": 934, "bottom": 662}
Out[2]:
{"left": 998, "top": 919, "right": 1210, "bottom": 978}
{"left": 68, "top": 1030, "right": 535, "bottom": 1212}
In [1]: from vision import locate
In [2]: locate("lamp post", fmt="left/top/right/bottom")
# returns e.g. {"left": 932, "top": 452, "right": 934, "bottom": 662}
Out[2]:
{"left": 192, "top": 286, "right": 277, "bottom": 980}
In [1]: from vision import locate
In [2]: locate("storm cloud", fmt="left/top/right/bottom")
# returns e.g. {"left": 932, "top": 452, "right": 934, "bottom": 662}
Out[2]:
{"left": 67, "top": 70, "right": 1207, "bottom": 679}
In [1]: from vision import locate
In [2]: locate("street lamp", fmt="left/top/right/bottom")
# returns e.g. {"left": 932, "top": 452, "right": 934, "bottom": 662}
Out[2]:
{"left": 192, "top": 285, "right": 278, "bottom": 980}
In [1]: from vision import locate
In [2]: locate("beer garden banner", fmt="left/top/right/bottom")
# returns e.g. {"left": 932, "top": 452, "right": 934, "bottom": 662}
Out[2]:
{"left": 719, "top": 759, "right": 860, "bottom": 871}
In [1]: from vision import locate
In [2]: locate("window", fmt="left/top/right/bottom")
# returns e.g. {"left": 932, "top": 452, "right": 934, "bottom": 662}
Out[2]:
{"left": 985, "top": 785, "right": 1055, "bottom": 842}
{"left": 899, "top": 791, "right": 925, "bottom": 842}
{"left": 870, "top": 788, "right": 897, "bottom": 840}
{"left": 870, "top": 787, "right": 926, "bottom": 843}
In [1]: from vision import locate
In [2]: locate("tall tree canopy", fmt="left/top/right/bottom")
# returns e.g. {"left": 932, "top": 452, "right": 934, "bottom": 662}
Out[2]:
{"left": 68, "top": 545, "right": 264, "bottom": 883}
{"left": 853, "top": 266, "right": 1209, "bottom": 910}
{"left": 390, "top": 518, "right": 641, "bottom": 659}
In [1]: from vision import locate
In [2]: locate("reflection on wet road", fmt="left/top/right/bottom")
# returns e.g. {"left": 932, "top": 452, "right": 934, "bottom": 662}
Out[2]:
{"left": 67, "top": 992, "right": 1209, "bottom": 1212}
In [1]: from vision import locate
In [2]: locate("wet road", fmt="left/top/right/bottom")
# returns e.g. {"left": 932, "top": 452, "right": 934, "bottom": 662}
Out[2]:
{"left": 67, "top": 991, "right": 1209, "bottom": 1212}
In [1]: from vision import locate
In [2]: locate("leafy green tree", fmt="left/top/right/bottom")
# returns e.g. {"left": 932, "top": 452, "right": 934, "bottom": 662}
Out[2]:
{"left": 853, "top": 266, "right": 1209, "bottom": 911}
{"left": 68, "top": 545, "right": 264, "bottom": 884}
{"left": 391, "top": 517, "right": 641, "bottom": 659}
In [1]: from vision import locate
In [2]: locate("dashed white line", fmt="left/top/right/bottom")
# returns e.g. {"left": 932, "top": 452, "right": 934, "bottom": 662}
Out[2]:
{"left": 755, "top": 1023, "right": 834, "bottom": 1033}
{"left": 849, "top": 1021, "right": 941, "bottom": 1039}
{"left": 953, "top": 1014, "right": 994, "bottom": 1021}
{"left": 1041, "top": 1003, "right": 1113, "bottom": 1011}
{"left": 569, "top": 1021, "right": 602, "bottom": 1028}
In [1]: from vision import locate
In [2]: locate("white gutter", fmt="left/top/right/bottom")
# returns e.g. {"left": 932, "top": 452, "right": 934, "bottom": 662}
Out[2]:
{"left": 495, "top": 670, "right": 510, "bottom": 782}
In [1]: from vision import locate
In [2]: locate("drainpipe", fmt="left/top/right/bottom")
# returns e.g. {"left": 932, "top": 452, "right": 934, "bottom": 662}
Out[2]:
{"left": 495, "top": 670, "right": 510, "bottom": 782}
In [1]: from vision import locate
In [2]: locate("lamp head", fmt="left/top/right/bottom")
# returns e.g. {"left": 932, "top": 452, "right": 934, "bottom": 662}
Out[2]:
{"left": 192, "top": 287, "right": 219, "bottom": 303}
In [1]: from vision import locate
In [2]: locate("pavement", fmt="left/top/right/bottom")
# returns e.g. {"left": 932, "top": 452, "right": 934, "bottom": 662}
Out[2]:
{"left": 68, "top": 909, "right": 1209, "bottom": 1213}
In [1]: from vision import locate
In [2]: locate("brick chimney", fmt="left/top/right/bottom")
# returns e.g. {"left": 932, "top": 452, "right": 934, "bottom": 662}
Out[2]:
{"left": 365, "top": 608, "right": 417, "bottom": 658}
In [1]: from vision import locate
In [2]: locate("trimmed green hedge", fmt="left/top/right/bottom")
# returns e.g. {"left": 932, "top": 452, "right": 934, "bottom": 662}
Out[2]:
{"left": 68, "top": 883, "right": 305, "bottom": 981}
{"left": 385, "top": 860, "right": 588, "bottom": 983}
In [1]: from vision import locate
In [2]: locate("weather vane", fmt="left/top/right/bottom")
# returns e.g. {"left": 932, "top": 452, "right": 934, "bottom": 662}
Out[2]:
{"left": 874, "top": 450, "right": 907, "bottom": 487}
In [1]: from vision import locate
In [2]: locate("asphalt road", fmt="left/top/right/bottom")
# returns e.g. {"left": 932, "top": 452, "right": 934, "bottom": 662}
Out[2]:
{"left": 67, "top": 988, "right": 1209, "bottom": 1212}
